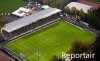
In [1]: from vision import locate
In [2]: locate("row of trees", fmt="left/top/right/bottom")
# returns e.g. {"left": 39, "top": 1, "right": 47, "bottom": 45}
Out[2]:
{"left": 87, "top": 7, "right": 100, "bottom": 30}
{"left": 31, "top": 0, "right": 76, "bottom": 9}
{"left": 65, "top": 7, "right": 100, "bottom": 30}
{"left": 33, "top": 0, "right": 67, "bottom": 9}
{"left": 65, "top": 7, "right": 85, "bottom": 18}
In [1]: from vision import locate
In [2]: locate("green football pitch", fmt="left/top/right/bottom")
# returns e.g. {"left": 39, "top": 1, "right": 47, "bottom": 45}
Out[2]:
{"left": 0, "top": 0, "right": 25, "bottom": 13}
{"left": 6, "top": 20, "right": 95, "bottom": 61}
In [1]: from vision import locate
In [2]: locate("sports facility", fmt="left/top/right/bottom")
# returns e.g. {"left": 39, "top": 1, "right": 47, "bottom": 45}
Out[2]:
{"left": 5, "top": 20, "right": 95, "bottom": 61}
{"left": 0, "top": 0, "right": 25, "bottom": 13}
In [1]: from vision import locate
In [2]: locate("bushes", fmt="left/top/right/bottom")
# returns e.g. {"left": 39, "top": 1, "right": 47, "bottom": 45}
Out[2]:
{"left": 0, "top": 15, "right": 7, "bottom": 26}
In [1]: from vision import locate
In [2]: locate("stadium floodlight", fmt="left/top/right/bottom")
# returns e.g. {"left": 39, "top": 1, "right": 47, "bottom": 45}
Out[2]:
{"left": 37, "top": 48, "right": 40, "bottom": 61}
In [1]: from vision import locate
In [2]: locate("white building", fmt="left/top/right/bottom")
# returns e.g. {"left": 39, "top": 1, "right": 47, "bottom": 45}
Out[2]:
{"left": 65, "top": 2, "right": 92, "bottom": 13}
{"left": 12, "top": 7, "right": 30, "bottom": 17}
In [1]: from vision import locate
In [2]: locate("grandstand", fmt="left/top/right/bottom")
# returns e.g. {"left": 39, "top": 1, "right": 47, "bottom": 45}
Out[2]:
{"left": 1, "top": 7, "right": 61, "bottom": 40}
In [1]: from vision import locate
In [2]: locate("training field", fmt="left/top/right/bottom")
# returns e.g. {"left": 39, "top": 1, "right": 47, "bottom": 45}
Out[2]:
{"left": 6, "top": 20, "right": 95, "bottom": 61}
{"left": 0, "top": 0, "right": 25, "bottom": 13}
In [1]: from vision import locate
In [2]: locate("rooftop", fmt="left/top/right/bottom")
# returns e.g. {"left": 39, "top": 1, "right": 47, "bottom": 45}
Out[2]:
{"left": 77, "top": 0, "right": 100, "bottom": 9}
{"left": 12, "top": 7, "right": 30, "bottom": 17}
{"left": 65, "top": 2, "right": 92, "bottom": 13}
{"left": 2, "top": 7, "right": 61, "bottom": 33}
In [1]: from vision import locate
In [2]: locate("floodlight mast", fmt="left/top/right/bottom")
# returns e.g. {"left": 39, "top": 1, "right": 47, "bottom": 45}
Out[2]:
{"left": 37, "top": 48, "right": 40, "bottom": 61}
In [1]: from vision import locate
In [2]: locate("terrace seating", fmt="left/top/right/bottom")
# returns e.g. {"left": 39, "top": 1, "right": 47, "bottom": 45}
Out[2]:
{"left": 2, "top": 14, "right": 59, "bottom": 40}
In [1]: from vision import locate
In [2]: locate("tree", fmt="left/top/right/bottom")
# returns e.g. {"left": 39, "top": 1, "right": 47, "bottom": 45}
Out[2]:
{"left": 68, "top": 40, "right": 94, "bottom": 61}
{"left": 93, "top": 34, "right": 100, "bottom": 61}
{"left": 50, "top": 55, "right": 65, "bottom": 61}
{"left": 64, "top": 7, "right": 71, "bottom": 14}
{"left": 87, "top": 7, "right": 100, "bottom": 30}
{"left": 70, "top": 7, "right": 77, "bottom": 13}
{"left": 0, "top": 15, "right": 7, "bottom": 27}
{"left": 67, "top": 0, "right": 76, "bottom": 3}
{"left": 43, "top": 0, "right": 49, "bottom": 5}
{"left": 50, "top": 55, "right": 59, "bottom": 61}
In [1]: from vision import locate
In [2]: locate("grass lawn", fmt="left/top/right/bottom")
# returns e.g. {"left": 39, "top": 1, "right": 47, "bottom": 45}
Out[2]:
{"left": 90, "top": 0, "right": 100, "bottom": 3}
{"left": 6, "top": 20, "right": 95, "bottom": 61}
{"left": 0, "top": 0, "right": 26, "bottom": 13}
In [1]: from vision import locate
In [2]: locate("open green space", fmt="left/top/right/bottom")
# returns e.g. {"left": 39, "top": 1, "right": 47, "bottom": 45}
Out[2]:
{"left": 0, "top": 0, "right": 26, "bottom": 13}
{"left": 91, "top": 0, "right": 100, "bottom": 3}
{"left": 6, "top": 20, "right": 95, "bottom": 61}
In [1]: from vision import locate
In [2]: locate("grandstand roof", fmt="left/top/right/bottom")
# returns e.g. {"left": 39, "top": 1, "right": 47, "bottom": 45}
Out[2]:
{"left": 2, "top": 7, "right": 61, "bottom": 33}
{"left": 65, "top": 2, "right": 92, "bottom": 13}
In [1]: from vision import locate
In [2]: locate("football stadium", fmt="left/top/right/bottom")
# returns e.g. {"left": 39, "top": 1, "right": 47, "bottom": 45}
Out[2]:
{"left": 0, "top": 1, "right": 96, "bottom": 61}
{"left": 5, "top": 20, "right": 95, "bottom": 61}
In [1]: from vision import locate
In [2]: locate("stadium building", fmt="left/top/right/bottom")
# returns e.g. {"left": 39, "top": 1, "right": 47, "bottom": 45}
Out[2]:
{"left": 65, "top": 2, "right": 92, "bottom": 13}
{"left": 1, "top": 7, "right": 62, "bottom": 40}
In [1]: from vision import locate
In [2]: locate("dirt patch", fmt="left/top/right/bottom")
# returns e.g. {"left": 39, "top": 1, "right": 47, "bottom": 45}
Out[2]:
{"left": 0, "top": 51, "right": 15, "bottom": 61}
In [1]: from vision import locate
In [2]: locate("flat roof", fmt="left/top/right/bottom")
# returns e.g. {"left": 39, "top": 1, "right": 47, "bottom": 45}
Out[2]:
{"left": 42, "top": 5, "right": 50, "bottom": 9}
{"left": 66, "top": 2, "right": 92, "bottom": 13}
{"left": 12, "top": 7, "right": 30, "bottom": 17}
{"left": 2, "top": 7, "right": 61, "bottom": 33}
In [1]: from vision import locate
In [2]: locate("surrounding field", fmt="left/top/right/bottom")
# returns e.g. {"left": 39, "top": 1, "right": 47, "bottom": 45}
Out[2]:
{"left": 91, "top": 0, "right": 100, "bottom": 3}
{"left": 0, "top": 0, "right": 26, "bottom": 13}
{"left": 6, "top": 20, "right": 95, "bottom": 61}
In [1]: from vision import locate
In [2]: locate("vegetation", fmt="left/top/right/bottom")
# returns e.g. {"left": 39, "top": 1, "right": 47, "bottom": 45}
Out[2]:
{"left": 0, "top": 35, "right": 4, "bottom": 40}
{"left": 90, "top": 0, "right": 100, "bottom": 3}
{"left": 50, "top": 40, "right": 95, "bottom": 61}
{"left": 87, "top": 7, "right": 100, "bottom": 30}
{"left": 93, "top": 34, "right": 100, "bottom": 61}
{"left": 69, "top": 41, "right": 94, "bottom": 61}
{"left": 0, "top": 0, "right": 26, "bottom": 13}
{"left": 65, "top": 6, "right": 100, "bottom": 30}
{"left": 6, "top": 20, "right": 95, "bottom": 61}
{"left": 0, "top": 15, "right": 7, "bottom": 25}
{"left": 0, "top": 15, "right": 7, "bottom": 34}
{"left": 32, "top": 0, "right": 75, "bottom": 9}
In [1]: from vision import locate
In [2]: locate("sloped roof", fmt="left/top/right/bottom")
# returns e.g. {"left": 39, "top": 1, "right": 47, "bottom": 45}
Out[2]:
{"left": 2, "top": 7, "right": 61, "bottom": 32}
{"left": 66, "top": 2, "right": 92, "bottom": 13}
